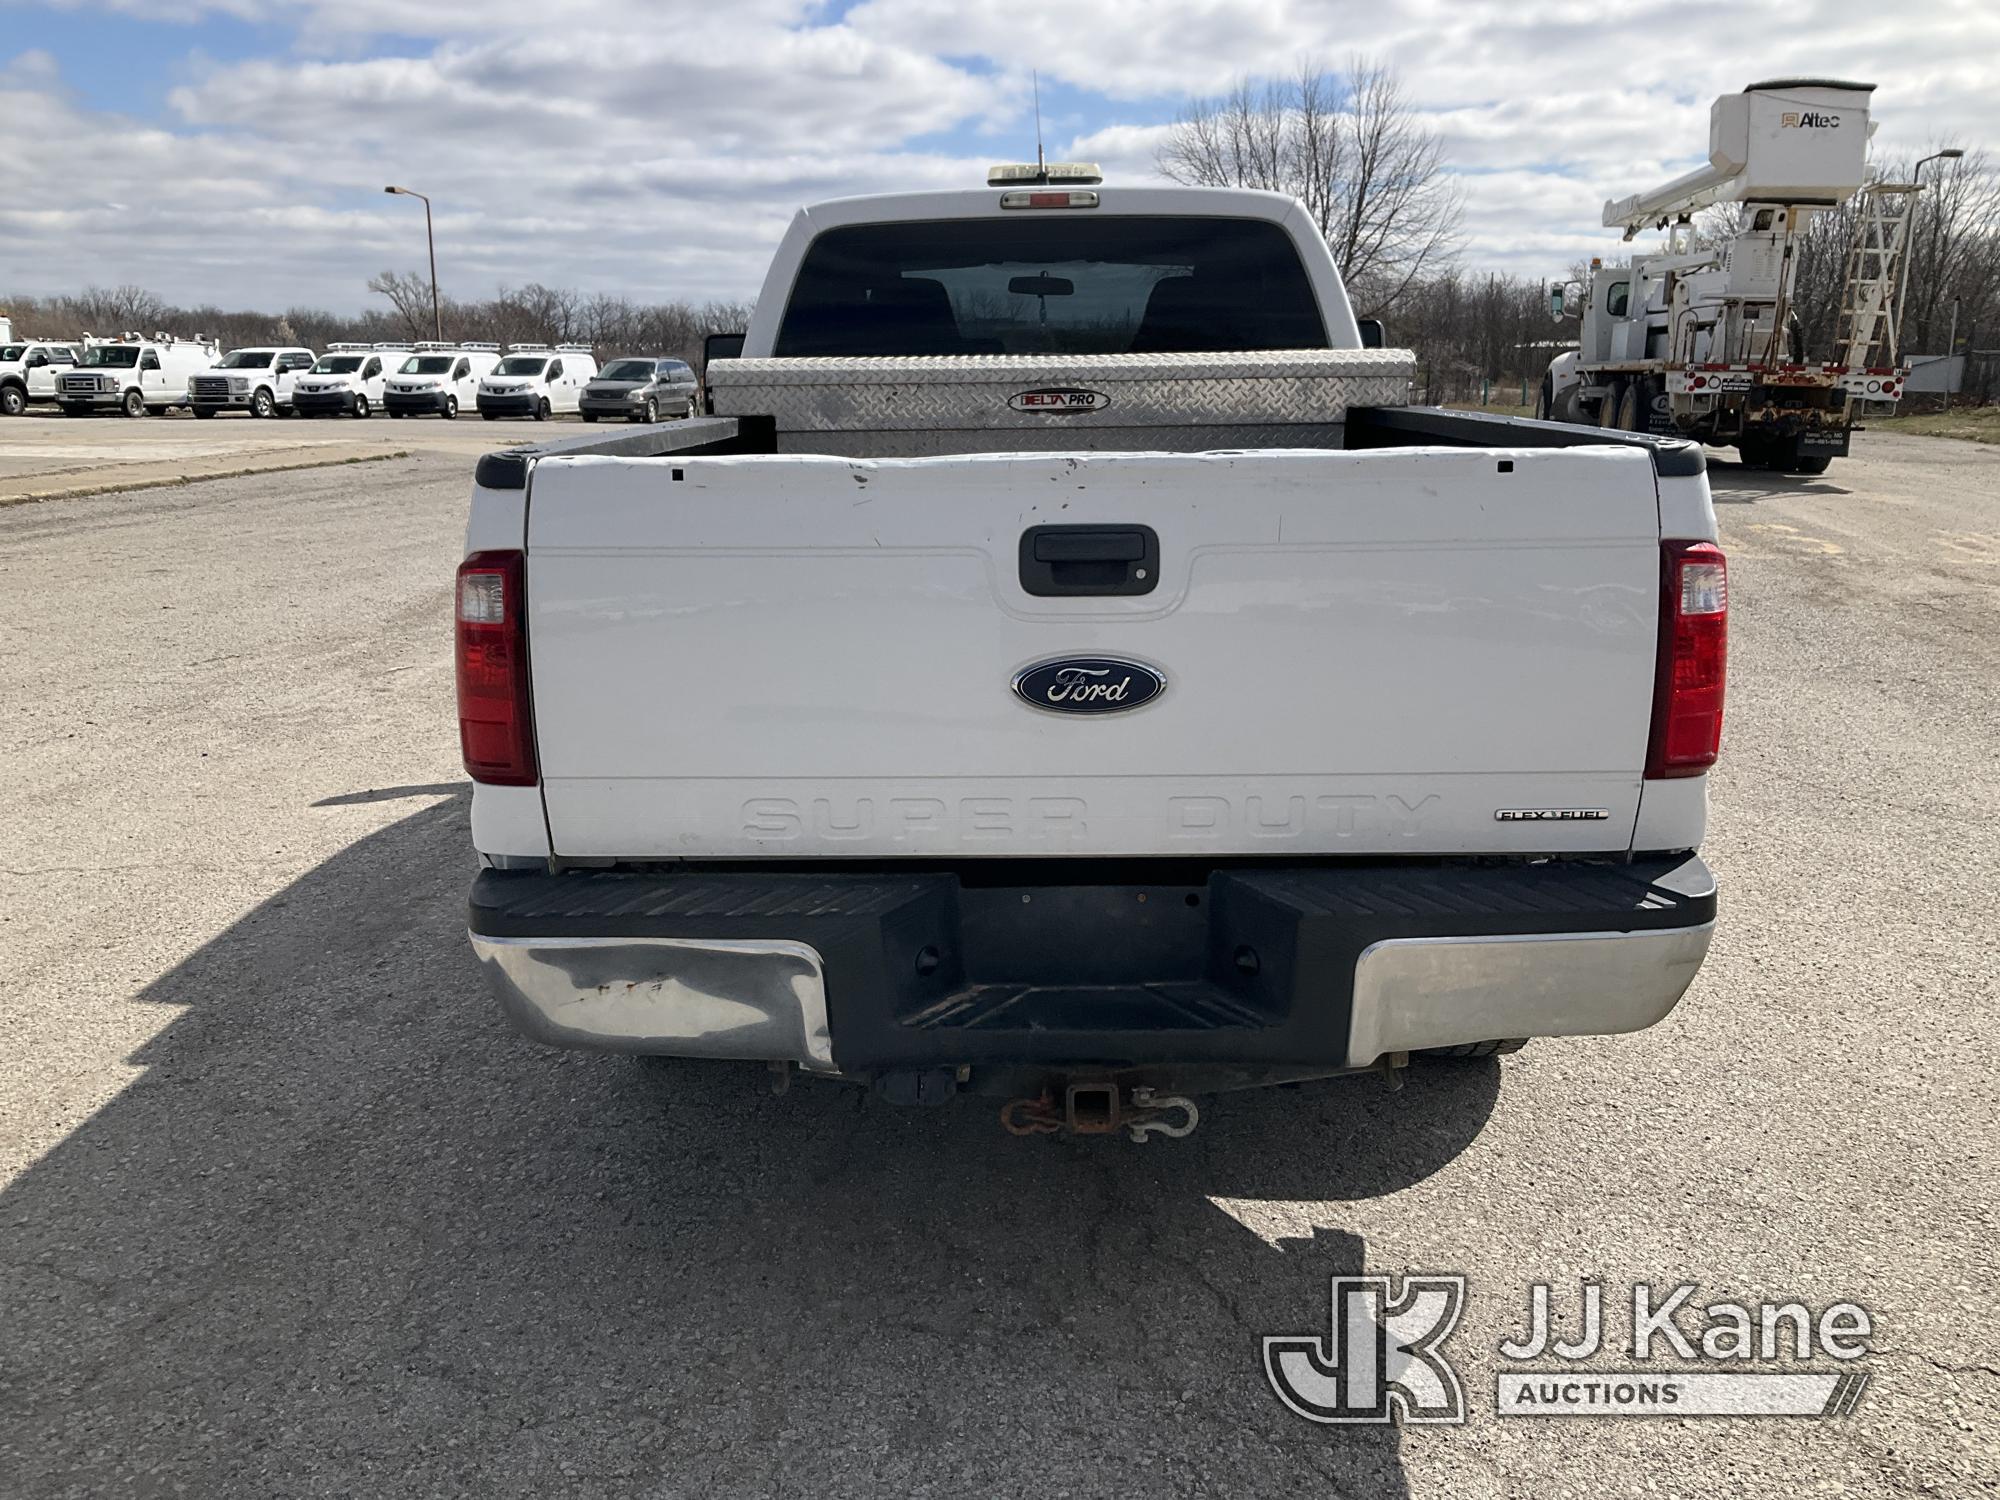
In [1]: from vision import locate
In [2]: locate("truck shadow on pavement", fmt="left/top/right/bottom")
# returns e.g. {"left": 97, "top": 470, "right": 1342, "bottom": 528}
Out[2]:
{"left": 0, "top": 795, "right": 1500, "bottom": 1496}
{"left": 1706, "top": 457, "right": 1854, "bottom": 504}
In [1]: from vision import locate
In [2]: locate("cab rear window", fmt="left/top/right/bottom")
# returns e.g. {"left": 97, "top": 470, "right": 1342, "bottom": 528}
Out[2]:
{"left": 774, "top": 216, "right": 1327, "bottom": 357}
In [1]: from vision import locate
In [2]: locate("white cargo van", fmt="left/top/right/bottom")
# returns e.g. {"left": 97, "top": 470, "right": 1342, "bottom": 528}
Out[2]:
{"left": 476, "top": 343, "right": 598, "bottom": 421}
{"left": 59, "top": 335, "right": 219, "bottom": 417}
{"left": 187, "top": 345, "right": 317, "bottom": 418}
{"left": 293, "top": 342, "right": 408, "bottom": 418}
{"left": 384, "top": 342, "right": 501, "bottom": 419}
{"left": 0, "top": 338, "right": 82, "bottom": 416}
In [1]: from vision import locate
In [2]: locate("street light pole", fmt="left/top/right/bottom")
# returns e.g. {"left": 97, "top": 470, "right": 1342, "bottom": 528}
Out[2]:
{"left": 383, "top": 185, "right": 442, "bottom": 341}
{"left": 1899, "top": 149, "right": 1965, "bottom": 363}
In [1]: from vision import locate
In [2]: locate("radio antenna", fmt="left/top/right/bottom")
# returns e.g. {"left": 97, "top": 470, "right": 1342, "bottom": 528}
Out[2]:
{"left": 1033, "top": 71, "right": 1045, "bottom": 177}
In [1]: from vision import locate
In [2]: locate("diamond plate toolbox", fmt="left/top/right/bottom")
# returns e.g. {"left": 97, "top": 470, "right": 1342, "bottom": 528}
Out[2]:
{"left": 708, "top": 348, "right": 1417, "bottom": 455}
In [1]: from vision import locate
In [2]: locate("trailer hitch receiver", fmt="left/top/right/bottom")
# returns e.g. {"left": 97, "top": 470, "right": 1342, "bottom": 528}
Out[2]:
{"left": 999, "top": 1083, "right": 1199, "bottom": 1142}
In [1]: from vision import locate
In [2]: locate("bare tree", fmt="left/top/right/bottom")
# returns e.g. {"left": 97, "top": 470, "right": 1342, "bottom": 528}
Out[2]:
{"left": 61, "top": 283, "right": 167, "bottom": 333}
{"left": 1899, "top": 147, "right": 2000, "bottom": 355}
{"left": 366, "top": 270, "right": 437, "bottom": 342}
{"left": 1156, "top": 57, "right": 1462, "bottom": 314}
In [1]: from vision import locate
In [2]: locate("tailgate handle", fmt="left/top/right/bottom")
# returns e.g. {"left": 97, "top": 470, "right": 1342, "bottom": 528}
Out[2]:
{"left": 1019, "top": 525, "right": 1159, "bottom": 597}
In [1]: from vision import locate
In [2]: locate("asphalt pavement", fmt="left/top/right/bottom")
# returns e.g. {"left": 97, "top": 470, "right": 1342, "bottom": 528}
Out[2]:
{"left": 0, "top": 431, "right": 1993, "bottom": 1497}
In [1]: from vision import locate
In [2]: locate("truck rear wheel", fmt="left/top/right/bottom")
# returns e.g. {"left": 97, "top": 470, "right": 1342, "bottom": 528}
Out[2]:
{"left": 1535, "top": 378, "right": 1553, "bottom": 421}
{"left": 1596, "top": 379, "right": 1624, "bottom": 428}
{"left": 1614, "top": 383, "right": 1641, "bottom": 432}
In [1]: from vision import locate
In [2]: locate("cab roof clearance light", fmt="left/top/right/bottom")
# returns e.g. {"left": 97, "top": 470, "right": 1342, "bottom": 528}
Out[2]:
{"left": 987, "top": 161, "right": 1104, "bottom": 186}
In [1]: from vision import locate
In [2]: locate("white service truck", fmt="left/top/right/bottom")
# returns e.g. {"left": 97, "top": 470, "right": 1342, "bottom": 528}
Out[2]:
{"left": 0, "top": 337, "right": 81, "bottom": 416}
{"left": 293, "top": 343, "right": 408, "bottom": 418}
{"left": 459, "top": 171, "right": 1724, "bottom": 1136}
{"left": 59, "top": 335, "right": 220, "bottom": 417}
{"left": 187, "top": 345, "right": 317, "bottom": 418}
{"left": 1541, "top": 79, "right": 1914, "bottom": 474}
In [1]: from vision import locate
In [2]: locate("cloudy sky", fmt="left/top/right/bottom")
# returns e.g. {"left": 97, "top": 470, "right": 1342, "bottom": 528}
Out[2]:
{"left": 1, "top": 0, "right": 1992, "bottom": 315}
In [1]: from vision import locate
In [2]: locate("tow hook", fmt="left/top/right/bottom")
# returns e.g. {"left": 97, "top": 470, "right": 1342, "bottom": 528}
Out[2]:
{"left": 999, "top": 1083, "right": 1200, "bottom": 1142}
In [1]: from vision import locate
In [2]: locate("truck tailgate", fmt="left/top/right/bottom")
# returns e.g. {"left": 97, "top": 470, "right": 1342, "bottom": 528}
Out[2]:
{"left": 523, "top": 446, "right": 1663, "bottom": 858}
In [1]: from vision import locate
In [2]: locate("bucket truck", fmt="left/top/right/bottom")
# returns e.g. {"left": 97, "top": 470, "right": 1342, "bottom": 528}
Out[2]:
{"left": 1539, "top": 79, "right": 1914, "bottom": 474}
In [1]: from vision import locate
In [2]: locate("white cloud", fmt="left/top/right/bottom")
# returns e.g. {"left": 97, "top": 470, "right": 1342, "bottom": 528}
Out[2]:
{"left": 3, "top": 0, "right": 1996, "bottom": 312}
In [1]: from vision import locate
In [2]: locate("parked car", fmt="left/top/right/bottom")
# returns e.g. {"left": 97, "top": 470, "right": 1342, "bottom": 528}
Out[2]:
{"left": 59, "top": 335, "right": 219, "bottom": 417}
{"left": 476, "top": 344, "right": 598, "bottom": 421}
{"left": 188, "top": 345, "right": 317, "bottom": 418}
{"left": 384, "top": 342, "right": 502, "bottom": 419}
{"left": 293, "top": 343, "right": 408, "bottom": 418}
{"left": 456, "top": 169, "right": 1724, "bottom": 1134}
{"left": 579, "top": 357, "right": 699, "bottom": 423}
{"left": 0, "top": 338, "right": 82, "bottom": 416}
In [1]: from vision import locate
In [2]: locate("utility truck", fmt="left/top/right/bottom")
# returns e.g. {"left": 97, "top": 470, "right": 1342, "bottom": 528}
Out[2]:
{"left": 459, "top": 168, "right": 1724, "bottom": 1139}
{"left": 188, "top": 344, "right": 317, "bottom": 418}
{"left": 0, "top": 337, "right": 81, "bottom": 416}
{"left": 293, "top": 343, "right": 408, "bottom": 418}
{"left": 1540, "top": 79, "right": 1914, "bottom": 474}
{"left": 59, "top": 334, "right": 219, "bottom": 417}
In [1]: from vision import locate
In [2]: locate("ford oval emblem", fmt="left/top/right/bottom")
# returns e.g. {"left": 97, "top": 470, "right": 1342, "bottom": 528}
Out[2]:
{"left": 1013, "top": 656, "right": 1166, "bottom": 715}
{"left": 1008, "top": 387, "right": 1110, "bottom": 415}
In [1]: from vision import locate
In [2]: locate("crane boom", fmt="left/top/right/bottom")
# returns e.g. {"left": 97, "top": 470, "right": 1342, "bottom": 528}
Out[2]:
{"left": 1602, "top": 79, "right": 1876, "bottom": 237}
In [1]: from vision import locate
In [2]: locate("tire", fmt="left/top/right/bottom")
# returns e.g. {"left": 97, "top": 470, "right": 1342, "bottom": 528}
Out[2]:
{"left": 643, "top": 398, "right": 658, "bottom": 424}
{"left": 352, "top": 394, "right": 371, "bottom": 419}
{"left": 535, "top": 397, "right": 551, "bottom": 422}
{"left": 1790, "top": 454, "right": 1832, "bottom": 476}
{"left": 0, "top": 385, "right": 24, "bottom": 418}
{"left": 1418, "top": 1039, "right": 1528, "bottom": 1060}
{"left": 250, "top": 387, "right": 276, "bottom": 420}
{"left": 1535, "top": 378, "right": 1553, "bottom": 422}
{"left": 1596, "top": 379, "right": 1624, "bottom": 428}
{"left": 62, "top": 405, "right": 89, "bottom": 417}
{"left": 686, "top": 396, "right": 699, "bottom": 419}
{"left": 122, "top": 388, "right": 146, "bottom": 419}
{"left": 582, "top": 412, "right": 598, "bottom": 424}
{"left": 482, "top": 412, "right": 498, "bottom": 421}
{"left": 1614, "top": 382, "right": 1641, "bottom": 432}
{"left": 193, "top": 407, "right": 216, "bottom": 419}
{"left": 444, "top": 396, "right": 458, "bottom": 419}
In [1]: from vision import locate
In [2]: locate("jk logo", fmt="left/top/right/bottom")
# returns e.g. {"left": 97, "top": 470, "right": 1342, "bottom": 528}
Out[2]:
{"left": 1264, "top": 1275, "right": 1467, "bottom": 1425}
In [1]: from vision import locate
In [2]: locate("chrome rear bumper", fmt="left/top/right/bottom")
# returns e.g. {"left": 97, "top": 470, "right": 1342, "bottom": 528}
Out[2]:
{"left": 468, "top": 857, "right": 1716, "bottom": 1076}
{"left": 1348, "top": 923, "right": 1713, "bottom": 1065}
{"left": 471, "top": 933, "right": 834, "bottom": 1070}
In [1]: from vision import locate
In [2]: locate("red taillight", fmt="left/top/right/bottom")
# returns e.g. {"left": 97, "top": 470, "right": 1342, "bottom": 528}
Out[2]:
{"left": 1646, "top": 541, "right": 1728, "bottom": 779}
{"left": 456, "top": 549, "right": 538, "bottom": 786}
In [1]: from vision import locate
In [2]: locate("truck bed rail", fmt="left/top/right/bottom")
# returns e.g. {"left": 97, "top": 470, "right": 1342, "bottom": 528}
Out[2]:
{"left": 1346, "top": 404, "right": 1706, "bottom": 476}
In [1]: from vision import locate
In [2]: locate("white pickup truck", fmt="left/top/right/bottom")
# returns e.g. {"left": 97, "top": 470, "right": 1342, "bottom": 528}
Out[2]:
{"left": 458, "top": 174, "right": 1724, "bottom": 1134}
